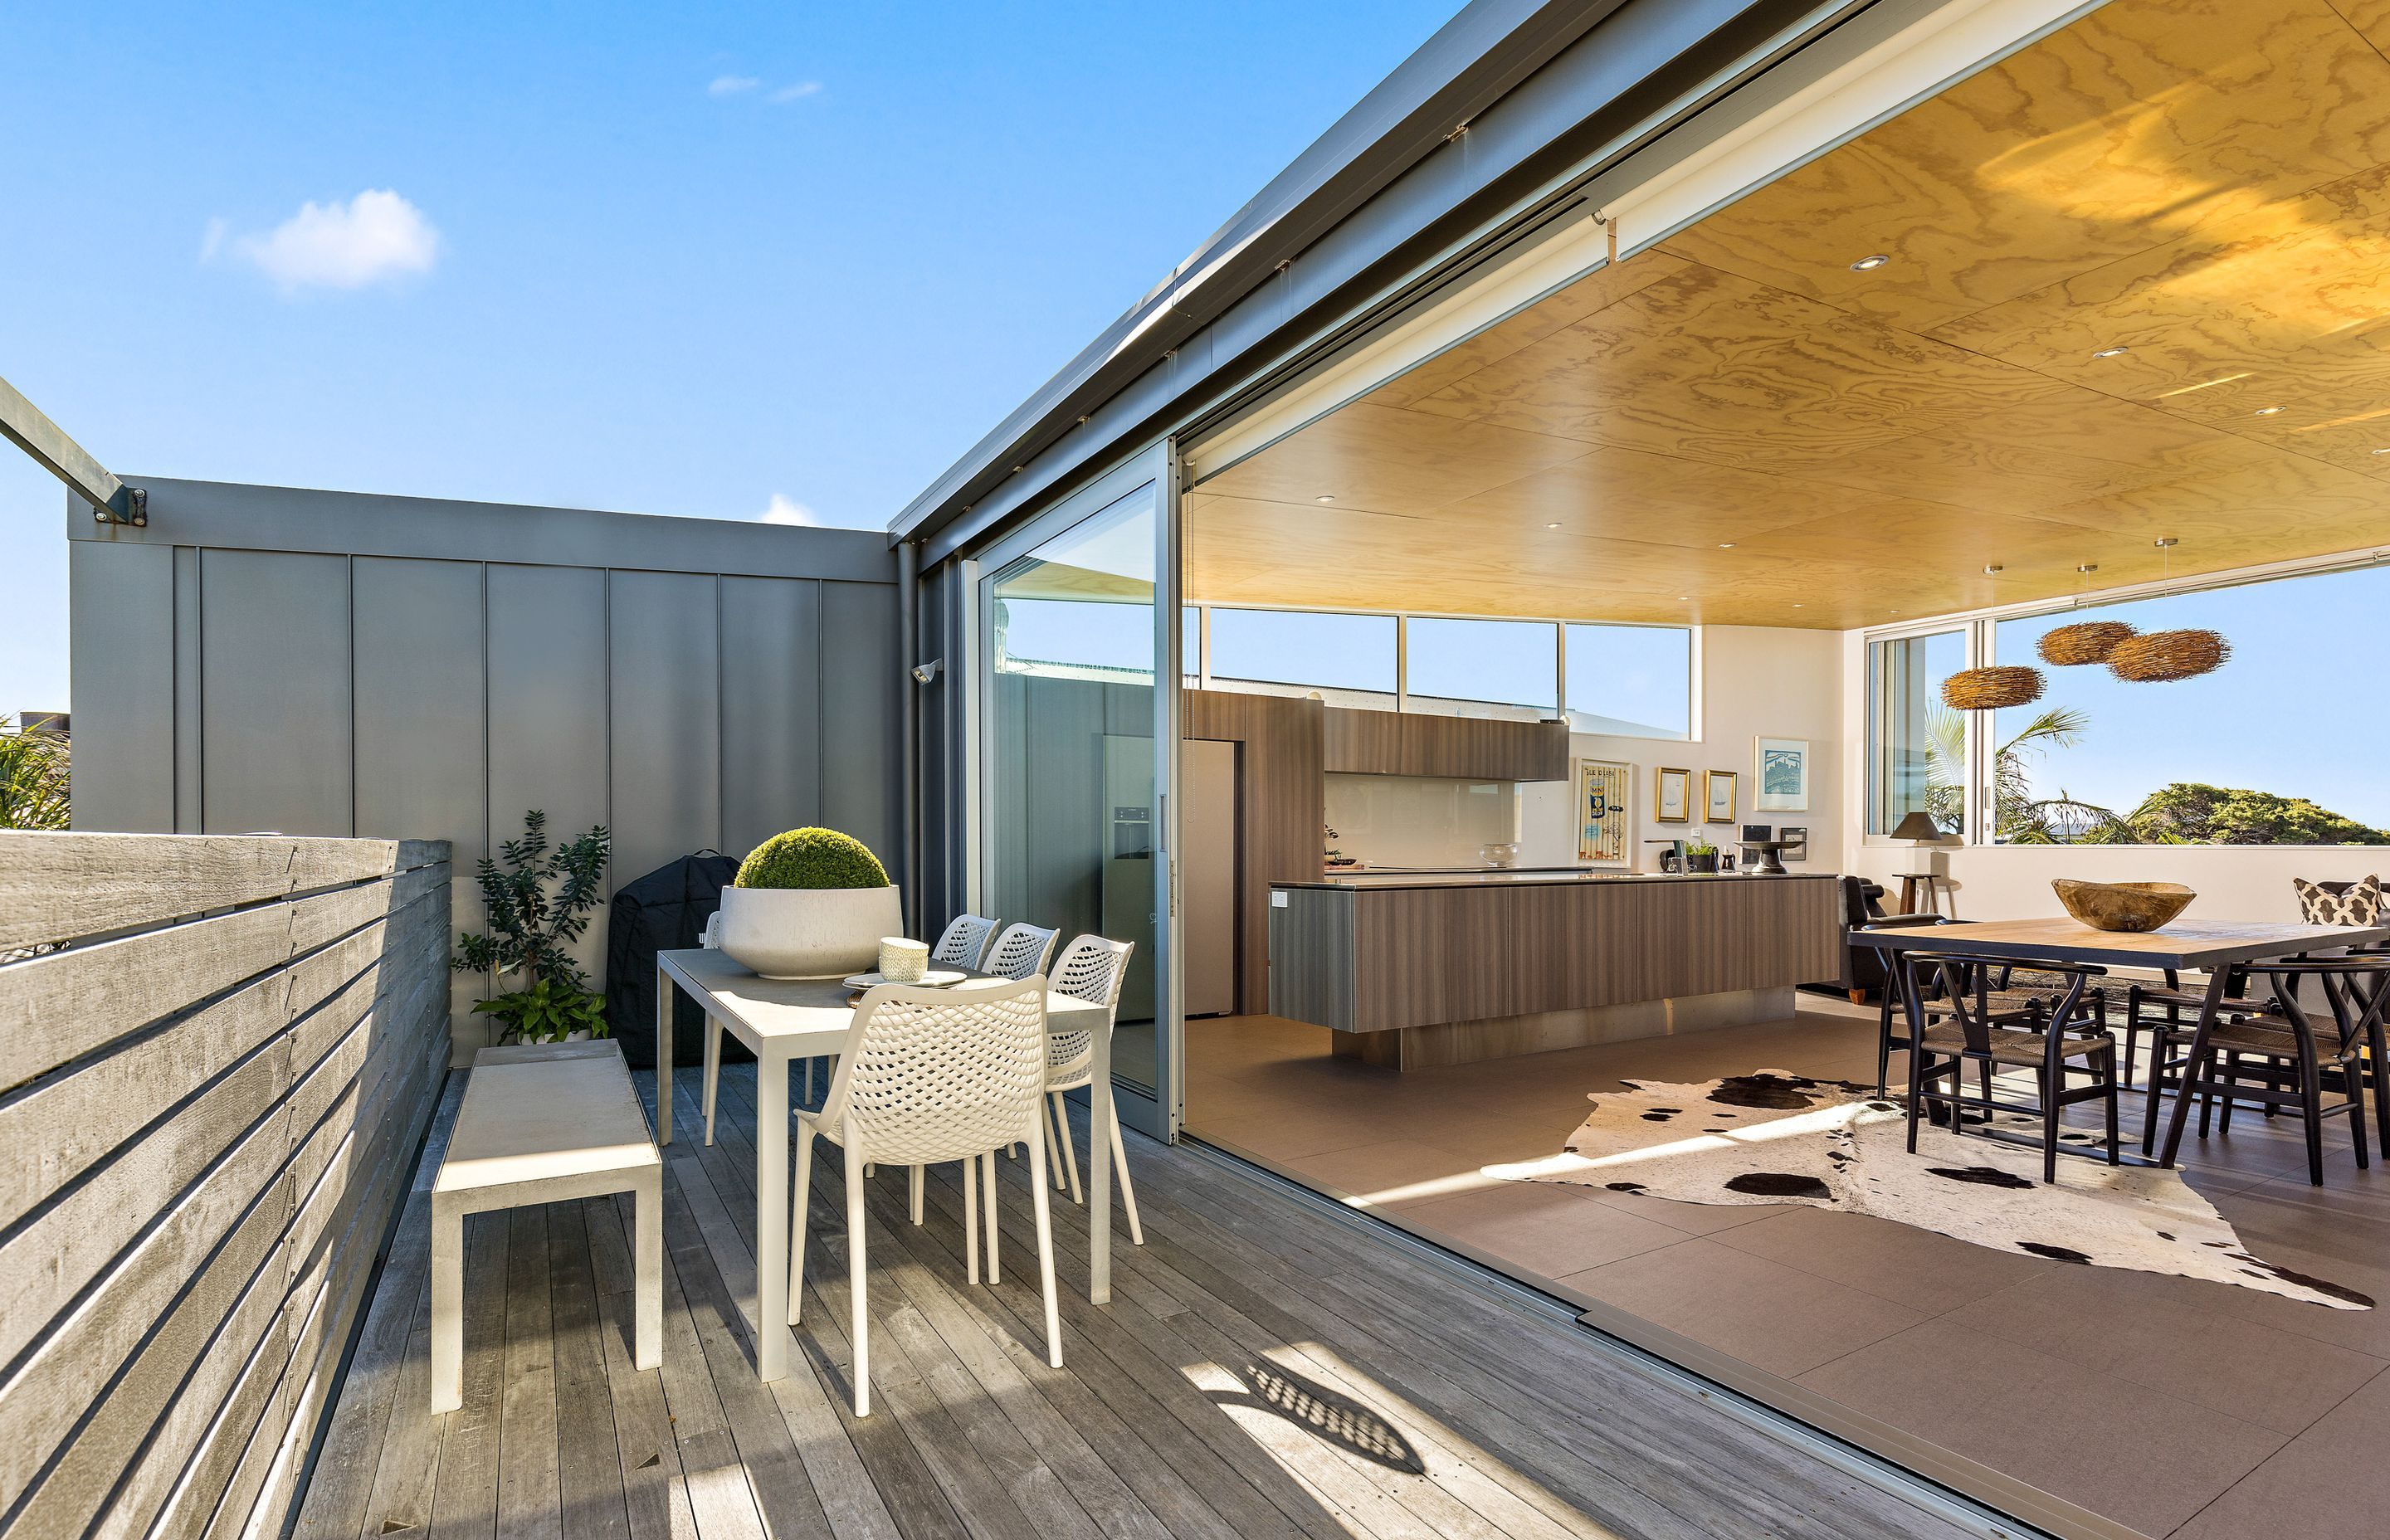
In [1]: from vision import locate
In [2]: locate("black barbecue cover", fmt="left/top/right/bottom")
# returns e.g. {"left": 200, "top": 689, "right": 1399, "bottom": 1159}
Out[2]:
{"left": 606, "top": 850, "right": 745, "bottom": 1069}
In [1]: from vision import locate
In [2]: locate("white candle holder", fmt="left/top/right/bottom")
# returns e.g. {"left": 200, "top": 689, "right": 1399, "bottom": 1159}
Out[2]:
{"left": 879, "top": 937, "right": 929, "bottom": 983}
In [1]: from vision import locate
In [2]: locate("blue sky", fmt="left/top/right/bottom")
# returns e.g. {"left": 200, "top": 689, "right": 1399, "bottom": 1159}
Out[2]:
{"left": 0, "top": 0, "right": 1464, "bottom": 710}
{"left": 1991, "top": 568, "right": 2390, "bottom": 828}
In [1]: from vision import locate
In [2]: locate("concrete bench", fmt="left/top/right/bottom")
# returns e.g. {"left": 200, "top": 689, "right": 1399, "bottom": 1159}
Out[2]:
{"left": 432, "top": 1040, "right": 661, "bottom": 1413}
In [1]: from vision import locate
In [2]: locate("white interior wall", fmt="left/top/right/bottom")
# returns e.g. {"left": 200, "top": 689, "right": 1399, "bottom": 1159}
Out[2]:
{"left": 1834, "top": 630, "right": 2390, "bottom": 923}
{"left": 1520, "top": 626, "right": 1844, "bottom": 872}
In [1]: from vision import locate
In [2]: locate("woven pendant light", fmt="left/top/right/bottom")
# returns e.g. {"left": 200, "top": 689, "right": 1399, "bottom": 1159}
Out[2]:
{"left": 1942, "top": 665, "right": 2045, "bottom": 710}
{"left": 2109, "top": 628, "right": 2230, "bottom": 682}
{"left": 2040, "top": 565, "right": 2134, "bottom": 665}
{"left": 2041, "top": 621, "right": 2134, "bottom": 665}
{"left": 2105, "top": 539, "right": 2230, "bottom": 682}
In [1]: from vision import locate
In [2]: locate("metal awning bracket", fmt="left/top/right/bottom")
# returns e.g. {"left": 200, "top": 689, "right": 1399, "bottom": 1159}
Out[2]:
{"left": 1, "top": 370, "right": 144, "bottom": 525}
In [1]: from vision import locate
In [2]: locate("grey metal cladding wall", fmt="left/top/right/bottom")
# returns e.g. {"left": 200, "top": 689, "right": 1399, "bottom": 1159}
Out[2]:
{"left": 66, "top": 480, "right": 902, "bottom": 1061}
{"left": 200, "top": 549, "right": 354, "bottom": 837}
{"left": 66, "top": 541, "right": 176, "bottom": 832}
{"left": 487, "top": 562, "right": 612, "bottom": 989}
{"left": 608, "top": 568, "right": 722, "bottom": 887}
{"left": 822, "top": 580, "right": 900, "bottom": 856}
{"left": 721, "top": 575, "right": 824, "bottom": 860}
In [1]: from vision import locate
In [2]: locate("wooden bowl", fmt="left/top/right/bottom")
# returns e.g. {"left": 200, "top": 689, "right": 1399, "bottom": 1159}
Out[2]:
{"left": 2051, "top": 879, "right": 2194, "bottom": 933}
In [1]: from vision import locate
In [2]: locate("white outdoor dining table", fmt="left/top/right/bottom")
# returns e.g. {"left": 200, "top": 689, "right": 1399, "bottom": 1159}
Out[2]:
{"left": 654, "top": 946, "right": 1116, "bottom": 1383}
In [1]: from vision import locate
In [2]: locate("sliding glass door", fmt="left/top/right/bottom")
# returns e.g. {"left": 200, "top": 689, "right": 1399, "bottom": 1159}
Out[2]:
{"left": 976, "top": 444, "right": 1178, "bottom": 1138}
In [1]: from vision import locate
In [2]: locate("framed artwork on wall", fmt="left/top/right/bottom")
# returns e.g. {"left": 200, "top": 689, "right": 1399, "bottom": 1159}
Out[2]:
{"left": 1778, "top": 826, "right": 1810, "bottom": 863}
{"left": 1754, "top": 737, "right": 1810, "bottom": 812}
{"left": 1655, "top": 766, "right": 1692, "bottom": 823}
{"left": 1574, "top": 758, "right": 1631, "bottom": 867}
{"left": 1703, "top": 769, "right": 1737, "bottom": 824}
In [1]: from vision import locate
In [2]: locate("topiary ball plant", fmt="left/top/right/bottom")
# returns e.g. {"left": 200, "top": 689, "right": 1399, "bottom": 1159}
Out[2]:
{"left": 736, "top": 827, "right": 890, "bottom": 889}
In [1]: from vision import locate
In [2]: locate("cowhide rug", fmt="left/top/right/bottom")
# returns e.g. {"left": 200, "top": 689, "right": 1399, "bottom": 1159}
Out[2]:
{"left": 1485, "top": 1070, "right": 2370, "bottom": 1310}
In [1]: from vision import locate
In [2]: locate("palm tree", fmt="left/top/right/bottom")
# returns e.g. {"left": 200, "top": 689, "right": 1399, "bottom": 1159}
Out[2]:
{"left": 1919, "top": 703, "right": 2123, "bottom": 842}
{"left": 0, "top": 728, "right": 71, "bottom": 831}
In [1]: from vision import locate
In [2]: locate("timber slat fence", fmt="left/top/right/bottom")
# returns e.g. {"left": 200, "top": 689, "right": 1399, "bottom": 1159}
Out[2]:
{"left": 0, "top": 832, "right": 451, "bottom": 1538}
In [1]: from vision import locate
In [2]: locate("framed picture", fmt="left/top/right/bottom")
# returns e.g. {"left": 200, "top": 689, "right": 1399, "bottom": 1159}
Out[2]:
{"left": 1654, "top": 766, "right": 1692, "bottom": 824}
{"left": 1778, "top": 826, "right": 1809, "bottom": 863}
{"left": 1754, "top": 737, "right": 1810, "bottom": 812}
{"left": 1573, "top": 758, "right": 1632, "bottom": 867}
{"left": 1703, "top": 769, "right": 1738, "bottom": 824}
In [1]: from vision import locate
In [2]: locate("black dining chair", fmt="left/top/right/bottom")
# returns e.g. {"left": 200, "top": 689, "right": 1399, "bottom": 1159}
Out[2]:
{"left": 1860, "top": 913, "right": 1953, "bottom": 1098}
{"left": 2148, "top": 956, "right": 2390, "bottom": 1185}
{"left": 1903, "top": 953, "right": 2120, "bottom": 1182}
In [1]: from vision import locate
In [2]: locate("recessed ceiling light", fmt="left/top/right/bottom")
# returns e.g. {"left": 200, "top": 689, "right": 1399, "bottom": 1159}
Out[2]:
{"left": 1676, "top": 596, "right": 1690, "bottom": 602}
{"left": 2091, "top": 345, "right": 2130, "bottom": 358}
{"left": 2254, "top": 406, "right": 2285, "bottom": 417}
{"left": 1849, "top": 253, "right": 1890, "bottom": 272}
{"left": 1545, "top": 521, "right": 1562, "bottom": 529}
{"left": 1314, "top": 495, "right": 1335, "bottom": 503}
{"left": 2373, "top": 447, "right": 2390, "bottom": 456}
{"left": 1718, "top": 542, "right": 1736, "bottom": 548}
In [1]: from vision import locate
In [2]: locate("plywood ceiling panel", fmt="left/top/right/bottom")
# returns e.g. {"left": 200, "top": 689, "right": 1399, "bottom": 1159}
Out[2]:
{"left": 1184, "top": 0, "right": 2390, "bottom": 631}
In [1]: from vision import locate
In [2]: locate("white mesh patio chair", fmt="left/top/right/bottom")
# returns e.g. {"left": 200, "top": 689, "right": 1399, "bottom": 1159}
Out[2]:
{"left": 789, "top": 975, "right": 1061, "bottom": 1416}
{"left": 930, "top": 913, "right": 1001, "bottom": 970}
{"left": 934, "top": 920, "right": 1055, "bottom": 1182}
{"left": 985, "top": 922, "right": 1060, "bottom": 981}
{"left": 1039, "top": 935, "right": 1144, "bottom": 1245}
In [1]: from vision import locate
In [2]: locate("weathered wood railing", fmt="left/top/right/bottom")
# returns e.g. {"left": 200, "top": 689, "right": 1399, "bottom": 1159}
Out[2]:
{"left": 0, "top": 832, "right": 451, "bottom": 1538}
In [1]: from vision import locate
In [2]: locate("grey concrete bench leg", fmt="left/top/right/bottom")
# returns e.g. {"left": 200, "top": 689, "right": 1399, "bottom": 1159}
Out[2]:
{"left": 431, "top": 1195, "right": 465, "bottom": 1415}
{"left": 632, "top": 1167, "right": 662, "bottom": 1371}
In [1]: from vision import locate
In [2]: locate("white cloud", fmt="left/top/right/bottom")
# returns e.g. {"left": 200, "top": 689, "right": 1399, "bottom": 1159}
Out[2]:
{"left": 770, "top": 80, "right": 822, "bottom": 103}
{"left": 218, "top": 189, "right": 439, "bottom": 292}
{"left": 709, "top": 74, "right": 759, "bottom": 96}
{"left": 758, "top": 494, "right": 821, "bottom": 526}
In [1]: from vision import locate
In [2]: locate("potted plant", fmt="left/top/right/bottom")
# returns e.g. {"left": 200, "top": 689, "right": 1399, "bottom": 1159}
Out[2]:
{"left": 1681, "top": 837, "right": 1721, "bottom": 874}
{"left": 452, "top": 810, "right": 612, "bottom": 1042}
{"left": 717, "top": 827, "right": 901, "bottom": 978}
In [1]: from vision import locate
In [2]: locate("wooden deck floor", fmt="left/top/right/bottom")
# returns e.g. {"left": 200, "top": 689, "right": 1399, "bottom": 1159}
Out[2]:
{"left": 292, "top": 1062, "right": 1988, "bottom": 1540}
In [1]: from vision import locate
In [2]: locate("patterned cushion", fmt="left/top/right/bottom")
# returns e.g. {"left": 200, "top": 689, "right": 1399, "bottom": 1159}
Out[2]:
{"left": 2294, "top": 875, "right": 2383, "bottom": 926}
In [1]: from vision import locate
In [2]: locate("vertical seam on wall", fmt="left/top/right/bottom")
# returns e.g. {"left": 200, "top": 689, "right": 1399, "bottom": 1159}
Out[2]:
{"left": 816, "top": 580, "right": 828, "bottom": 830}
{"left": 604, "top": 567, "right": 615, "bottom": 899}
{"left": 195, "top": 548, "right": 207, "bottom": 834}
{"left": 716, "top": 571, "right": 726, "bottom": 855}
{"left": 480, "top": 560, "right": 491, "bottom": 940}
{"left": 349, "top": 555, "right": 358, "bottom": 837}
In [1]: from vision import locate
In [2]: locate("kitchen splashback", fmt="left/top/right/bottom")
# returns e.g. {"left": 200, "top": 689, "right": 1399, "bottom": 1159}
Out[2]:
{"left": 1324, "top": 773, "right": 1520, "bottom": 869}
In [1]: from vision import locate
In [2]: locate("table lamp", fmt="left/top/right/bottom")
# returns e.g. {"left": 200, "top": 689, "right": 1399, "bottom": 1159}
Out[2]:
{"left": 1890, "top": 811, "right": 1945, "bottom": 845}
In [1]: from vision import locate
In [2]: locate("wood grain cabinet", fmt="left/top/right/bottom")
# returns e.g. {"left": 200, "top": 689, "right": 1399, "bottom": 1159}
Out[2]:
{"left": 1323, "top": 708, "right": 1569, "bottom": 781}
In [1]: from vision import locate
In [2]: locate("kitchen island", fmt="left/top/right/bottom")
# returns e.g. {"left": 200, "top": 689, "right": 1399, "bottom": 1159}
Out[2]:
{"left": 1268, "top": 870, "right": 1842, "bottom": 1069}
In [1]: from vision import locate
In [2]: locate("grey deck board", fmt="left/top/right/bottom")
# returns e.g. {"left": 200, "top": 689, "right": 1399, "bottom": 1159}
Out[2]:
{"left": 303, "top": 1065, "right": 1980, "bottom": 1540}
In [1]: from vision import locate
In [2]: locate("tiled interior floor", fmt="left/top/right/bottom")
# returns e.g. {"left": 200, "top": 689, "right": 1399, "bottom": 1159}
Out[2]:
{"left": 1185, "top": 1008, "right": 2390, "bottom": 1540}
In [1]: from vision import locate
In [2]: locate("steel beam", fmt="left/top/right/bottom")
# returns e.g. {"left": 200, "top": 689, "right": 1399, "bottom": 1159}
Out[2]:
{"left": 1, "top": 372, "right": 144, "bottom": 524}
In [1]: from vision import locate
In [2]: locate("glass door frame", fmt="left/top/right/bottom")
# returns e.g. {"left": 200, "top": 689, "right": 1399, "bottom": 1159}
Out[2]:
{"left": 964, "top": 438, "right": 1182, "bottom": 1143}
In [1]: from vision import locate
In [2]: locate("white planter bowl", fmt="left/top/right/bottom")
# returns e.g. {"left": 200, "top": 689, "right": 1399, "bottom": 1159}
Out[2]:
{"left": 717, "top": 885, "right": 904, "bottom": 979}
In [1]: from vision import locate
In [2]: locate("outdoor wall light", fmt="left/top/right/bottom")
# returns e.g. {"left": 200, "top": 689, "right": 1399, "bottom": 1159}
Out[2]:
{"left": 911, "top": 659, "right": 942, "bottom": 685}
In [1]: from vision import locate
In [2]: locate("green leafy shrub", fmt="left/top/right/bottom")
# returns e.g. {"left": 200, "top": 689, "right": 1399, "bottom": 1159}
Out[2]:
{"left": 0, "top": 727, "right": 70, "bottom": 831}
{"left": 736, "top": 827, "right": 890, "bottom": 889}
{"left": 471, "top": 977, "right": 607, "bottom": 1042}
{"left": 452, "top": 809, "right": 612, "bottom": 1042}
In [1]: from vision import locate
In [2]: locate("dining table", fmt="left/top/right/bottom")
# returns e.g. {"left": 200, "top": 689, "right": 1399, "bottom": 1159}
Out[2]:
{"left": 654, "top": 947, "right": 1118, "bottom": 1383}
{"left": 1853, "top": 916, "right": 2390, "bottom": 1167}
